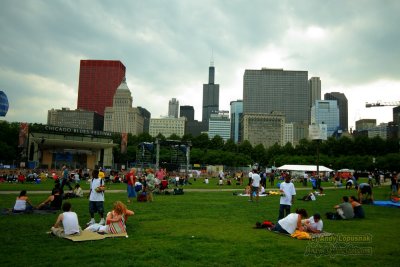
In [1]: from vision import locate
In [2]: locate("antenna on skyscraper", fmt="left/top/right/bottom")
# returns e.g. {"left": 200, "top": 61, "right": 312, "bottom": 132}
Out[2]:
{"left": 210, "top": 49, "right": 214, "bottom": 67}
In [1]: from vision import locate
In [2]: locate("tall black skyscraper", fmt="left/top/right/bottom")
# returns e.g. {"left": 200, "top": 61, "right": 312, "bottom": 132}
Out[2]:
{"left": 324, "top": 92, "right": 348, "bottom": 132}
{"left": 202, "top": 62, "right": 219, "bottom": 130}
{"left": 180, "top": 105, "right": 195, "bottom": 122}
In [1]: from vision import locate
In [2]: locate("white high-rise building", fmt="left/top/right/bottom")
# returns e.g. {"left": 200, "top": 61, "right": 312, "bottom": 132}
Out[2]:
{"left": 284, "top": 123, "right": 294, "bottom": 145}
{"left": 149, "top": 117, "right": 186, "bottom": 138}
{"left": 208, "top": 111, "right": 231, "bottom": 141}
{"left": 104, "top": 78, "right": 144, "bottom": 135}
{"left": 168, "top": 98, "right": 179, "bottom": 118}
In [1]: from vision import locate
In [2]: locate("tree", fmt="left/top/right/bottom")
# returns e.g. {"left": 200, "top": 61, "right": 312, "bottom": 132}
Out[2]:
{"left": 252, "top": 144, "right": 267, "bottom": 166}
{"left": 192, "top": 133, "right": 209, "bottom": 149}
{"left": 223, "top": 139, "right": 237, "bottom": 152}
{"left": 238, "top": 140, "right": 253, "bottom": 155}
{"left": 167, "top": 133, "right": 181, "bottom": 140}
{"left": 210, "top": 135, "right": 224, "bottom": 150}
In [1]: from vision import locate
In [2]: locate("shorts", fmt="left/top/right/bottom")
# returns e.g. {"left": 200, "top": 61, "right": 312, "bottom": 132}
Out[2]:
{"left": 89, "top": 201, "right": 104, "bottom": 214}
{"left": 251, "top": 186, "right": 259, "bottom": 195}
{"left": 361, "top": 186, "right": 372, "bottom": 195}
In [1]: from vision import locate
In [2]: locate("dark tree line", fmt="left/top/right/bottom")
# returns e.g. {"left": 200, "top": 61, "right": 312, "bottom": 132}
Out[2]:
{"left": 1, "top": 121, "right": 399, "bottom": 171}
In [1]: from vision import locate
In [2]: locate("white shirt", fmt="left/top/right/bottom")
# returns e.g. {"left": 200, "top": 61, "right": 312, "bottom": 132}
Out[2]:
{"left": 280, "top": 182, "right": 296, "bottom": 205}
{"left": 248, "top": 171, "right": 253, "bottom": 178}
{"left": 251, "top": 173, "right": 261, "bottom": 187}
{"left": 308, "top": 216, "right": 323, "bottom": 231}
{"left": 260, "top": 186, "right": 266, "bottom": 194}
{"left": 278, "top": 213, "right": 299, "bottom": 234}
{"left": 89, "top": 178, "right": 105, "bottom": 201}
{"left": 13, "top": 199, "right": 27, "bottom": 211}
{"left": 62, "top": 211, "right": 80, "bottom": 235}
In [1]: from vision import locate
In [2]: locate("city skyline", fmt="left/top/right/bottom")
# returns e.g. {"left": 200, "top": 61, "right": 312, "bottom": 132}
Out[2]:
{"left": 1, "top": 1, "right": 400, "bottom": 130}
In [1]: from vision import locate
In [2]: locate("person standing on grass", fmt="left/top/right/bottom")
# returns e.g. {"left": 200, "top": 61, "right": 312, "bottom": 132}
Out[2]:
{"left": 356, "top": 183, "right": 374, "bottom": 204}
{"left": 87, "top": 169, "right": 105, "bottom": 226}
{"left": 249, "top": 170, "right": 261, "bottom": 202}
{"left": 126, "top": 168, "right": 137, "bottom": 203}
{"left": 278, "top": 175, "right": 296, "bottom": 220}
{"left": 51, "top": 202, "right": 81, "bottom": 238}
{"left": 61, "top": 165, "right": 73, "bottom": 191}
{"left": 145, "top": 169, "right": 156, "bottom": 202}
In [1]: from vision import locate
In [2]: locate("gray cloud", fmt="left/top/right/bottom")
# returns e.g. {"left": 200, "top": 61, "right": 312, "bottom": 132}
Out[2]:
{"left": 1, "top": 0, "right": 399, "bottom": 126}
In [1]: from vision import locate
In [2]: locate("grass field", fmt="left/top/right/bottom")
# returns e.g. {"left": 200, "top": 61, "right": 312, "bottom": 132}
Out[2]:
{"left": 0, "top": 179, "right": 399, "bottom": 267}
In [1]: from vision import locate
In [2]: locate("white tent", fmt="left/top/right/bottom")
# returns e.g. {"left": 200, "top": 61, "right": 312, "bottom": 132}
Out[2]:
{"left": 277, "top": 164, "right": 333, "bottom": 172}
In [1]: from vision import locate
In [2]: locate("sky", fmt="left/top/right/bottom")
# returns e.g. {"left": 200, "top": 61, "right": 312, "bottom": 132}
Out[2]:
{"left": 1, "top": 0, "right": 400, "bottom": 130}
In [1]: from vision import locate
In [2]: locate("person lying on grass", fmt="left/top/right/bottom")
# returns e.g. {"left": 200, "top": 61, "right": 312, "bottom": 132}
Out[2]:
{"left": 271, "top": 208, "right": 308, "bottom": 235}
{"left": 85, "top": 201, "right": 134, "bottom": 234}
{"left": 51, "top": 202, "right": 81, "bottom": 237}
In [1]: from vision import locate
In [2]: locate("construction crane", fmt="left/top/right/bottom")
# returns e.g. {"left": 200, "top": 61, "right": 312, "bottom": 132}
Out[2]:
{"left": 365, "top": 101, "right": 400, "bottom": 108}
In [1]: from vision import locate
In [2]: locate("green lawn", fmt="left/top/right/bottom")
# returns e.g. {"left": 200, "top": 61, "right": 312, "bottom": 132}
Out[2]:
{"left": 0, "top": 180, "right": 399, "bottom": 267}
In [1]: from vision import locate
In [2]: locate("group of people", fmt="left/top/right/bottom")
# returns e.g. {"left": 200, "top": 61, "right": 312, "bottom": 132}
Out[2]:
{"left": 53, "top": 168, "right": 134, "bottom": 237}
{"left": 51, "top": 200, "right": 134, "bottom": 238}
{"left": 327, "top": 195, "right": 365, "bottom": 220}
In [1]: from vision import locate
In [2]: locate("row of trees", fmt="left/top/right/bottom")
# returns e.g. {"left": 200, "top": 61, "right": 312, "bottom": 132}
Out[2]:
{"left": 113, "top": 131, "right": 400, "bottom": 171}
{"left": 1, "top": 121, "right": 399, "bottom": 171}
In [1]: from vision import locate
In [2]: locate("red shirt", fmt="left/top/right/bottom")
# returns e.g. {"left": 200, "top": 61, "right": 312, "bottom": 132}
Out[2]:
{"left": 126, "top": 172, "right": 136, "bottom": 186}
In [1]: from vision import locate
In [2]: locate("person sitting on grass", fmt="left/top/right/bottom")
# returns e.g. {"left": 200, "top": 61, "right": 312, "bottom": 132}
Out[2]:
{"left": 350, "top": 196, "right": 365, "bottom": 218}
{"left": 51, "top": 202, "right": 81, "bottom": 237}
{"left": 302, "top": 213, "right": 323, "bottom": 233}
{"left": 329, "top": 196, "right": 354, "bottom": 220}
{"left": 37, "top": 188, "right": 63, "bottom": 210}
{"left": 12, "top": 190, "right": 34, "bottom": 213}
{"left": 271, "top": 208, "right": 308, "bottom": 235}
{"left": 63, "top": 184, "right": 83, "bottom": 199}
{"left": 85, "top": 201, "right": 134, "bottom": 234}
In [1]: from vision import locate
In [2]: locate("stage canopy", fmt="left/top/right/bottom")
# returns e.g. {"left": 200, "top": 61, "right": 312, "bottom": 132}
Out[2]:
{"left": 277, "top": 164, "right": 333, "bottom": 172}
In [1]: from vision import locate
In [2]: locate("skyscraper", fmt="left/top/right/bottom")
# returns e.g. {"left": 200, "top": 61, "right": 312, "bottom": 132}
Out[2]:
{"left": 202, "top": 63, "right": 219, "bottom": 129}
{"left": 311, "top": 100, "right": 340, "bottom": 136}
{"left": 208, "top": 111, "right": 230, "bottom": 141}
{"left": 77, "top": 60, "right": 126, "bottom": 116}
{"left": 230, "top": 100, "right": 243, "bottom": 143}
{"left": 243, "top": 68, "right": 310, "bottom": 125}
{"left": 180, "top": 105, "right": 203, "bottom": 137}
{"left": 137, "top": 106, "right": 151, "bottom": 133}
{"left": 168, "top": 98, "right": 179, "bottom": 118}
{"left": 180, "top": 105, "right": 195, "bottom": 122}
{"left": 324, "top": 92, "right": 348, "bottom": 132}
{"left": 309, "top": 77, "right": 321, "bottom": 107}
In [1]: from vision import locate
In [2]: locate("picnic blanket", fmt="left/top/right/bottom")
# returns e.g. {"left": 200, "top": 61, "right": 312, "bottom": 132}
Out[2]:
{"left": 63, "top": 230, "right": 128, "bottom": 242}
{"left": 373, "top": 200, "right": 400, "bottom": 208}
{"left": 269, "top": 229, "right": 334, "bottom": 240}
{"left": 1, "top": 208, "right": 57, "bottom": 215}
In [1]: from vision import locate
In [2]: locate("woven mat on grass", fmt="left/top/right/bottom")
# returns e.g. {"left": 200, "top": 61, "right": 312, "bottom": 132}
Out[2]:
{"left": 46, "top": 230, "right": 128, "bottom": 242}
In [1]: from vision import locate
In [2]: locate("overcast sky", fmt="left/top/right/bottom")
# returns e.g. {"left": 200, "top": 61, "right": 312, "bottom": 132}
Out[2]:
{"left": 1, "top": 0, "right": 399, "bottom": 130}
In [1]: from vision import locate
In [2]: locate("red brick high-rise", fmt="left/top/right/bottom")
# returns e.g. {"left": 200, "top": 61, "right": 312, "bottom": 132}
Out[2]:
{"left": 77, "top": 60, "right": 126, "bottom": 116}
